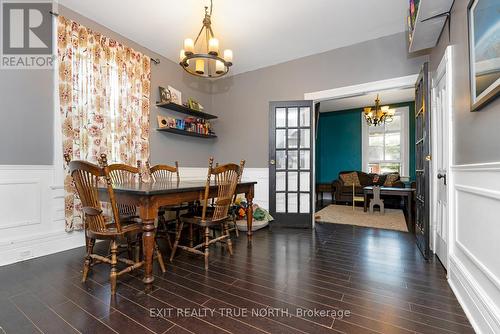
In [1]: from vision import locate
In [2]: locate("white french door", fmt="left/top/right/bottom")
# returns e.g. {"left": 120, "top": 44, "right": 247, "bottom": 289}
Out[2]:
{"left": 431, "top": 47, "right": 452, "bottom": 270}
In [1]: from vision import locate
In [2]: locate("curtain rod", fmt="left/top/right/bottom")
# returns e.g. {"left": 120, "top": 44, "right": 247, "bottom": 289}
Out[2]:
{"left": 49, "top": 11, "right": 160, "bottom": 65}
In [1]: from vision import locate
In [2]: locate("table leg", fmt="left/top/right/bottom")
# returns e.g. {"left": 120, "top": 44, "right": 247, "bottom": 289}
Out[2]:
{"left": 142, "top": 218, "right": 155, "bottom": 291}
{"left": 407, "top": 194, "right": 414, "bottom": 233}
{"left": 364, "top": 193, "right": 368, "bottom": 212}
{"left": 245, "top": 186, "right": 254, "bottom": 243}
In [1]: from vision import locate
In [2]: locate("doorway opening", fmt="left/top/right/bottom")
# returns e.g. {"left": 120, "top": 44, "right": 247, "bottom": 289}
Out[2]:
{"left": 305, "top": 75, "right": 418, "bottom": 233}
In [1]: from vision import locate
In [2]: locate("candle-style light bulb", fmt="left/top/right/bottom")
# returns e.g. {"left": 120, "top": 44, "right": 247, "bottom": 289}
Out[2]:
{"left": 208, "top": 38, "right": 219, "bottom": 55}
{"left": 184, "top": 38, "right": 194, "bottom": 55}
{"left": 195, "top": 59, "right": 205, "bottom": 74}
{"left": 223, "top": 49, "right": 233, "bottom": 65}
{"left": 215, "top": 60, "right": 225, "bottom": 74}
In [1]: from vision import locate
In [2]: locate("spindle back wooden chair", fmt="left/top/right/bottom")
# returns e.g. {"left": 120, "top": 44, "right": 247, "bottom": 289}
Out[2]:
{"left": 170, "top": 157, "right": 240, "bottom": 270}
{"left": 149, "top": 162, "right": 192, "bottom": 247}
{"left": 64, "top": 154, "right": 144, "bottom": 295}
{"left": 108, "top": 163, "right": 140, "bottom": 218}
{"left": 107, "top": 162, "right": 167, "bottom": 272}
{"left": 150, "top": 162, "right": 179, "bottom": 183}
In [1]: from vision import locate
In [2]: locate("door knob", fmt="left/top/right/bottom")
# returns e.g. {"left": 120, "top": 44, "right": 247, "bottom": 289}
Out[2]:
{"left": 270, "top": 159, "right": 275, "bottom": 165}
{"left": 437, "top": 173, "right": 447, "bottom": 185}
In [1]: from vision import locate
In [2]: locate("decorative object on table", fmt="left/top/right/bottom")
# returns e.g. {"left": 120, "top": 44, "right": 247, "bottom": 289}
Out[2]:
{"left": 233, "top": 198, "right": 273, "bottom": 232}
{"left": 137, "top": 160, "right": 152, "bottom": 183}
{"left": 187, "top": 97, "right": 204, "bottom": 111}
{"left": 159, "top": 86, "right": 171, "bottom": 103}
{"left": 168, "top": 85, "right": 182, "bottom": 105}
{"left": 468, "top": 0, "right": 500, "bottom": 111}
{"left": 369, "top": 186, "right": 385, "bottom": 214}
{"left": 363, "top": 94, "right": 395, "bottom": 126}
{"left": 178, "top": 0, "right": 233, "bottom": 78}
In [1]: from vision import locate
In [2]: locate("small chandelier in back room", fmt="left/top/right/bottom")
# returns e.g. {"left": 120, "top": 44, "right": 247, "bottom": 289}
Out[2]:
{"left": 179, "top": 0, "right": 233, "bottom": 78}
{"left": 363, "top": 94, "right": 395, "bottom": 126}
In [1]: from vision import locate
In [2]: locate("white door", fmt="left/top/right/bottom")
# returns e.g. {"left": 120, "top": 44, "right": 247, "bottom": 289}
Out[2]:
{"left": 431, "top": 47, "right": 452, "bottom": 270}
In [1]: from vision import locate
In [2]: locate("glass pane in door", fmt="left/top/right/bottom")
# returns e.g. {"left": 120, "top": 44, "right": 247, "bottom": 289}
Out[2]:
{"left": 288, "top": 108, "right": 298, "bottom": 127}
{"left": 276, "top": 130, "right": 286, "bottom": 149}
{"left": 288, "top": 129, "right": 299, "bottom": 148}
{"left": 300, "top": 107, "right": 310, "bottom": 126}
{"left": 288, "top": 193, "right": 298, "bottom": 213}
{"left": 300, "top": 150, "right": 310, "bottom": 169}
{"left": 276, "top": 172, "right": 286, "bottom": 191}
{"left": 288, "top": 172, "right": 298, "bottom": 191}
{"left": 300, "top": 193, "right": 310, "bottom": 213}
{"left": 276, "top": 193, "right": 286, "bottom": 213}
{"left": 276, "top": 108, "right": 286, "bottom": 128}
{"left": 288, "top": 151, "right": 298, "bottom": 169}
{"left": 276, "top": 150, "right": 286, "bottom": 169}
{"left": 300, "top": 129, "right": 310, "bottom": 148}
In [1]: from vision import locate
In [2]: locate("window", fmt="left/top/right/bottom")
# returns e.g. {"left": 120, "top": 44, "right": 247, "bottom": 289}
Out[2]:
{"left": 362, "top": 106, "right": 409, "bottom": 176}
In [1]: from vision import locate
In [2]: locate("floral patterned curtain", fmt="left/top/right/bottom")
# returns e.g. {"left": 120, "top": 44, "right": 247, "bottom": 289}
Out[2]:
{"left": 58, "top": 16, "right": 151, "bottom": 231}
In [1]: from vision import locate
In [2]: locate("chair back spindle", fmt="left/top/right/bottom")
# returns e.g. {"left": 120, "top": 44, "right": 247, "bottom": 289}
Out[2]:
{"left": 108, "top": 162, "right": 140, "bottom": 217}
{"left": 65, "top": 153, "right": 122, "bottom": 234}
{"left": 150, "top": 162, "right": 180, "bottom": 183}
{"left": 201, "top": 157, "right": 240, "bottom": 222}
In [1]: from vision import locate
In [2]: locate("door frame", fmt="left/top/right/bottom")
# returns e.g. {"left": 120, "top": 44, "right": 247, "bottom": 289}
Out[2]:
{"left": 431, "top": 45, "right": 454, "bottom": 273}
{"left": 304, "top": 74, "right": 419, "bottom": 229}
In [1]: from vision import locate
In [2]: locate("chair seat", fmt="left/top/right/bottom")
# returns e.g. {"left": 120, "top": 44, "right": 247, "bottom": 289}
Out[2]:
{"left": 180, "top": 212, "right": 229, "bottom": 227}
{"left": 87, "top": 216, "right": 143, "bottom": 238}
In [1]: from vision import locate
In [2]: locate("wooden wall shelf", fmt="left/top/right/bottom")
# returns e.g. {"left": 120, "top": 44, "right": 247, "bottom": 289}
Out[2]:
{"left": 408, "top": 0, "right": 454, "bottom": 53}
{"left": 156, "top": 102, "right": 218, "bottom": 120}
{"left": 156, "top": 127, "right": 217, "bottom": 139}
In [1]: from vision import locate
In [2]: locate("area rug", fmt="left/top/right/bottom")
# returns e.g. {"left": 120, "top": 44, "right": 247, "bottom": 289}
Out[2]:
{"left": 315, "top": 204, "right": 408, "bottom": 232}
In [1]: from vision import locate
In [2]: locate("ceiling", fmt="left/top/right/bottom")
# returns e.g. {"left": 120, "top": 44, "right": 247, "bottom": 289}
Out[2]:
{"left": 58, "top": 0, "right": 408, "bottom": 76}
{"left": 319, "top": 88, "right": 414, "bottom": 112}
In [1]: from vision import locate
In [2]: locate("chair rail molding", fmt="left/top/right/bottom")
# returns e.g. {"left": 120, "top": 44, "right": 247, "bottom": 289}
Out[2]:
{"left": 0, "top": 164, "right": 84, "bottom": 267}
{"left": 447, "top": 160, "right": 500, "bottom": 334}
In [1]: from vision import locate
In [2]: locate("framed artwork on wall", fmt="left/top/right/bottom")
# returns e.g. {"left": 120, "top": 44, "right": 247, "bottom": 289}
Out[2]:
{"left": 468, "top": 0, "right": 500, "bottom": 111}
{"left": 168, "top": 85, "right": 182, "bottom": 105}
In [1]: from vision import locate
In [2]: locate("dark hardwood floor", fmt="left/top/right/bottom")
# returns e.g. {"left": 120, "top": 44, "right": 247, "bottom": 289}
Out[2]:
{"left": 0, "top": 223, "right": 473, "bottom": 334}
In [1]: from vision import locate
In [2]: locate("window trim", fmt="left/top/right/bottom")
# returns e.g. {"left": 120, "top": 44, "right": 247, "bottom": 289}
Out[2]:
{"left": 361, "top": 106, "right": 410, "bottom": 177}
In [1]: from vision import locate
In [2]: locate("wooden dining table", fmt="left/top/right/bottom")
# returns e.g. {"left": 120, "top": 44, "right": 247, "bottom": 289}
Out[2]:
{"left": 98, "top": 180, "right": 256, "bottom": 291}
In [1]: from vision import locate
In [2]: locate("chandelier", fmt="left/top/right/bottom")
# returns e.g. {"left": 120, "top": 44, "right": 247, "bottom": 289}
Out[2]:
{"left": 363, "top": 95, "right": 395, "bottom": 126}
{"left": 179, "top": 0, "right": 233, "bottom": 78}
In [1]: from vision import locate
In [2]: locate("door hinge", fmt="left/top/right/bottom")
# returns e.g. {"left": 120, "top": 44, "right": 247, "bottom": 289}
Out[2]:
{"left": 425, "top": 155, "right": 432, "bottom": 161}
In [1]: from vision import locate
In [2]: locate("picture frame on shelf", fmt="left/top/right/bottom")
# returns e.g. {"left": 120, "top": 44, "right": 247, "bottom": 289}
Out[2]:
{"left": 159, "top": 86, "right": 171, "bottom": 103}
{"left": 168, "top": 85, "right": 182, "bottom": 105}
{"left": 468, "top": 0, "right": 500, "bottom": 111}
{"left": 188, "top": 97, "right": 203, "bottom": 111}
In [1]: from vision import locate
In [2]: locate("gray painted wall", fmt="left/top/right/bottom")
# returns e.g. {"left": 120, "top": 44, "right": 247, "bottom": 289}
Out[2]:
{"left": 0, "top": 66, "right": 54, "bottom": 164}
{"left": 0, "top": 6, "right": 216, "bottom": 166}
{"left": 59, "top": 6, "right": 217, "bottom": 167}
{"left": 211, "top": 32, "right": 428, "bottom": 167}
{"left": 1, "top": 8, "right": 431, "bottom": 168}
{"left": 430, "top": 0, "right": 500, "bottom": 165}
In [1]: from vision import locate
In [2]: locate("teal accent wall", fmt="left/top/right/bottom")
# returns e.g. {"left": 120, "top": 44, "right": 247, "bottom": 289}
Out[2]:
{"left": 316, "top": 101, "right": 416, "bottom": 183}
{"left": 316, "top": 109, "right": 362, "bottom": 183}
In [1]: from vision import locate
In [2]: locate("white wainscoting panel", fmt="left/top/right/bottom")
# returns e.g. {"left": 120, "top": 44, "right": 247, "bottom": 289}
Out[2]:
{"left": 0, "top": 165, "right": 84, "bottom": 267}
{"left": 448, "top": 162, "right": 500, "bottom": 334}
{"left": 179, "top": 167, "right": 269, "bottom": 210}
